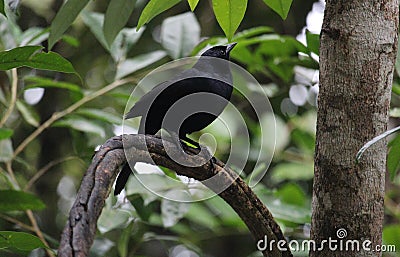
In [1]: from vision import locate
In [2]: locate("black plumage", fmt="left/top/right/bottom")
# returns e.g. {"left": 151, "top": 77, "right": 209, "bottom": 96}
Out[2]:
{"left": 115, "top": 43, "right": 237, "bottom": 195}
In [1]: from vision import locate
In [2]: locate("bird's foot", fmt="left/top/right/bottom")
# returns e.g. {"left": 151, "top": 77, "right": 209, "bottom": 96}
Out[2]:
{"left": 164, "top": 131, "right": 190, "bottom": 161}
{"left": 165, "top": 132, "right": 215, "bottom": 171}
{"left": 181, "top": 135, "right": 215, "bottom": 171}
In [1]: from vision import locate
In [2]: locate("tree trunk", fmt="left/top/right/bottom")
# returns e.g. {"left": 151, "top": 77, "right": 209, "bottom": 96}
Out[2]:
{"left": 311, "top": 1, "right": 398, "bottom": 256}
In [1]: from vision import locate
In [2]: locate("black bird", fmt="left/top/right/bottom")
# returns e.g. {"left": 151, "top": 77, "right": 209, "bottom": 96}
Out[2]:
{"left": 114, "top": 43, "right": 237, "bottom": 195}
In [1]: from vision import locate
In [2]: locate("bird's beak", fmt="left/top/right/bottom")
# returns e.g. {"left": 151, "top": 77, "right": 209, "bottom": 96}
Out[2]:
{"left": 226, "top": 42, "right": 237, "bottom": 53}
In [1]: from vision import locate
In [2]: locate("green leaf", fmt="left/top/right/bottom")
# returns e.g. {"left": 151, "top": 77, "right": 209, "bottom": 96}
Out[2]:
{"left": 76, "top": 108, "right": 122, "bottom": 124}
{"left": 185, "top": 203, "right": 220, "bottom": 229}
{"left": 137, "top": 0, "right": 181, "bottom": 30}
{"left": 306, "top": 30, "right": 319, "bottom": 55}
{"left": 0, "top": 139, "right": 13, "bottom": 162}
{"left": 116, "top": 50, "right": 167, "bottom": 79}
{"left": 48, "top": 0, "right": 91, "bottom": 50}
{"left": 246, "top": 163, "right": 267, "bottom": 186}
{"left": 25, "top": 76, "right": 82, "bottom": 93}
{"left": 396, "top": 37, "right": 400, "bottom": 77}
{"left": 53, "top": 117, "right": 106, "bottom": 137}
{"left": 19, "top": 27, "right": 49, "bottom": 46}
{"left": 82, "top": 11, "right": 145, "bottom": 61}
{"left": 392, "top": 83, "right": 400, "bottom": 95}
{"left": 390, "top": 107, "right": 400, "bottom": 117}
{"left": 190, "top": 36, "right": 226, "bottom": 55}
{"left": 212, "top": 0, "right": 248, "bottom": 41}
{"left": 291, "top": 128, "right": 315, "bottom": 152}
{"left": 81, "top": 11, "right": 109, "bottom": 50}
{"left": 61, "top": 34, "right": 80, "bottom": 47}
{"left": 255, "top": 187, "right": 311, "bottom": 224}
{"left": 388, "top": 134, "right": 400, "bottom": 181}
{"left": 261, "top": 114, "right": 290, "bottom": 155}
{"left": 232, "top": 26, "right": 274, "bottom": 41}
{"left": 187, "top": 0, "right": 199, "bottom": 11}
{"left": 17, "top": 27, "right": 45, "bottom": 46}
{"left": 0, "top": 46, "right": 41, "bottom": 70}
{"left": 0, "top": 190, "right": 46, "bottom": 211}
{"left": 271, "top": 162, "right": 314, "bottom": 183}
{"left": 110, "top": 26, "right": 145, "bottom": 62}
{"left": 383, "top": 225, "right": 400, "bottom": 251}
{"left": 290, "top": 111, "right": 317, "bottom": 134}
{"left": 0, "top": 46, "right": 76, "bottom": 73}
{"left": 0, "top": 231, "right": 47, "bottom": 254}
{"left": 127, "top": 194, "right": 155, "bottom": 221}
{"left": 267, "top": 199, "right": 311, "bottom": 224}
{"left": 16, "top": 100, "right": 40, "bottom": 127}
{"left": 160, "top": 12, "right": 200, "bottom": 59}
{"left": 262, "top": 0, "right": 293, "bottom": 20}
{"left": 104, "top": 0, "right": 136, "bottom": 46}
{"left": 206, "top": 196, "right": 246, "bottom": 227}
{"left": 29, "top": 51, "right": 76, "bottom": 73}
{"left": 90, "top": 238, "right": 114, "bottom": 257}
{"left": 0, "top": 128, "right": 13, "bottom": 140}
{"left": 161, "top": 190, "right": 190, "bottom": 227}
{"left": 274, "top": 183, "right": 306, "bottom": 207}
{"left": 247, "top": 36, "right": 309, "bottom": 82}
{"left": 97, "top": 199, "right": 131, "bottom": 234}
{"left": 117, "top": 221, "right": 135, "bottom": 257}
{"left": 126, "top": 173, "right": 185, "bottom": 204}
{"left": 0, "top": 0, "right": 5, "bottom": 17}
{"left": 159, "top": 166, "right": 179, "bottom": 180}
{"left": 257, "top": 35, "right": 309, "bottom": 56}
{"left": 226, "top": 44, "right": 255, "bottom": 65}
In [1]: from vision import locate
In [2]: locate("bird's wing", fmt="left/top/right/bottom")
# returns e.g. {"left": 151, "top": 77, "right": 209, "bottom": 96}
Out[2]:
{"left": 125, "top": 67, "right": 202, "bottom": 119}
{"left": 125, "top": 80, "right": 172, "bottom": 119}
{"left": 125, "top": 64, "right": 229, "bottom": 119}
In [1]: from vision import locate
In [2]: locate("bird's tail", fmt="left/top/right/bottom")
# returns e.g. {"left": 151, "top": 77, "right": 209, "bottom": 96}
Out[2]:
{"left": 114, "top": 163, "right": 133, "bottom": 195}
{"left": 115, "top": 120, "right": 147, "bottom": 195}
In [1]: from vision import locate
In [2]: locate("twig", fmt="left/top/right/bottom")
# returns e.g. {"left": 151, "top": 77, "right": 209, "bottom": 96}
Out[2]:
{"left": 24, "top": 156, "right": 81, "bottom": 191}
{"left": 6, "top": 153, "right": 54, "bottom": 256}
{"left": 12, "top": 76, "right": 139, "bottom": 158}
{"left": 5, "top": 161, "right": 18, "bottom": 190}
{"left": 3, "top": 73, "right": 139, "bottom": 257}
{"left": 0, "top": 69, "right": 18, "bottom": 127}
{"left": 58, "top": 135, "right": 292, "bottom": 257}
{"left": 26, "top": 210, "right": 55, "bottom": 257}
{"left": 0, "top": 213, "right": 35, "bottom": 232}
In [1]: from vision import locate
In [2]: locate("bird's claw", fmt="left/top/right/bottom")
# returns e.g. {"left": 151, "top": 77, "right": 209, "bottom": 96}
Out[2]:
{"left": 167, "top": 132, "right": 215, "bottom": 172}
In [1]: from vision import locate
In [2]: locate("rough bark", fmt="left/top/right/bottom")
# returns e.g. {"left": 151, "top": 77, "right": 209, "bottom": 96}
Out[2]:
{"left": 311, "top": 1, "right": 398, "bottom": 256}
{"left": 58, "top": 135, "right": 292, "bottom": 257}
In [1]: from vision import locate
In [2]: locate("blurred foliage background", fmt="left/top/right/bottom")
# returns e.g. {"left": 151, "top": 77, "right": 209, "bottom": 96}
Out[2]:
{"left": 0, "top": 0, "right": 399, "bottom": 256}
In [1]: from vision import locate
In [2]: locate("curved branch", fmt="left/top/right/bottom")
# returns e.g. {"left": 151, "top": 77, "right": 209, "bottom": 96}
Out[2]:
{"left": 0, "top": 69, "right": 18, "bottom": 127}
{"left": 58, "top": 135, "right": 292, "bottom": 257}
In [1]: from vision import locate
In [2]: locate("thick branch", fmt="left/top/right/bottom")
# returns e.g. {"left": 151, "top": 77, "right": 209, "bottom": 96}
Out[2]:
{"left": 58, "top": 135, "right": 291, "bottom": 257}
{"left": 311, "top": 1, "right": 398, "bottom": 256}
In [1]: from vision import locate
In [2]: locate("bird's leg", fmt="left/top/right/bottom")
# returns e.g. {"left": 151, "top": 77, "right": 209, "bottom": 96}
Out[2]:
{"left": 180, "top": 135, "right": 200, "bottom": 148}
{"left": 181, "top": 135, "right": 216, "bottom": 172}
{"left": 165, "top": 131, "right": 188, "bottom": 155}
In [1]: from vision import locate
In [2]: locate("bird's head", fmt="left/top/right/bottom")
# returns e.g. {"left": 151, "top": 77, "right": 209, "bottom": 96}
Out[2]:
{"left": 200, "top": 43, "right": 237, "bottom": 60}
